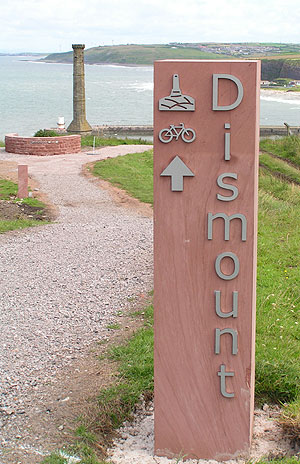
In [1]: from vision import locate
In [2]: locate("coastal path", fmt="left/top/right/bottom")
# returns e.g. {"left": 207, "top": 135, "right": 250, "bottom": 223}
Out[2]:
{"left": 0, "top": 145, "right": 153, "bottom": 464}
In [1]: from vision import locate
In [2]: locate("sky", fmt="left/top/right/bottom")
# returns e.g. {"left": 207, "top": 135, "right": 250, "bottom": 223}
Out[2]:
{"left": 1, "top": 0, "right": 300, "bottom": 53}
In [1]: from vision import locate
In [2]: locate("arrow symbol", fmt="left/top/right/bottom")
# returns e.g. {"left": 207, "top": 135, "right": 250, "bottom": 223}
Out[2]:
{"left": 160, "top": 156, "right": 195, "bottom": 191}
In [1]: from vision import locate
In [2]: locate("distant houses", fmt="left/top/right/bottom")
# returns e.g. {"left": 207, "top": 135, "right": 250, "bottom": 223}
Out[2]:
{"left": 260, "top": 79, "right": 300, "bottom": 88}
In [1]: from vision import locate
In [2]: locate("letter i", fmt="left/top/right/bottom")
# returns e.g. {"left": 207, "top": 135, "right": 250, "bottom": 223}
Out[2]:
{"left": 224, "top": 123, "right": 231, "bottom": 161}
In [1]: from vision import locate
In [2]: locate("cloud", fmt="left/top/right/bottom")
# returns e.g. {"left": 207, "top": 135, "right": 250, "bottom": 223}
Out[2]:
{"left": 0, "top": 0, "right": 299, "bottom": 52}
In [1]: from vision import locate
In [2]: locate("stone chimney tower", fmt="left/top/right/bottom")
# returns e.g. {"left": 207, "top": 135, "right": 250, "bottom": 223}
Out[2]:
{"left": 67, "top": 44, "right": 92, "bottom": 133}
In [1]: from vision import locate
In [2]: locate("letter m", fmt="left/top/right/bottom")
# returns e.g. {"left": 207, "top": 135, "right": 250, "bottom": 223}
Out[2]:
{"left": 208, "top": 213, "right": 247, "bottom": 241}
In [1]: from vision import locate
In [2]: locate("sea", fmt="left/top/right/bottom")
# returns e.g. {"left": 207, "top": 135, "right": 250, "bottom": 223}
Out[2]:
{"left": 0, "top": 55, "right": 300, "bottom": 140}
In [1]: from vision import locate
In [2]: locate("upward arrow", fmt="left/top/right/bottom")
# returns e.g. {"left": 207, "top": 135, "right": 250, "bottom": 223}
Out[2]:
{"left": 160, "top": 156, "right": 195, "bottom": 192}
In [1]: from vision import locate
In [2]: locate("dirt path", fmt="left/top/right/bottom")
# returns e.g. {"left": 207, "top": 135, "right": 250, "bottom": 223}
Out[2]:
{"left": 0, "top": 146, "right": 153, "bottom": 464}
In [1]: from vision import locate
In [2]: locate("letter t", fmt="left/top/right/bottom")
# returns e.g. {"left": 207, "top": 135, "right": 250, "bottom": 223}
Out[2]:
{"left": 218, "top": 364, "right": 235, "bottom": 398}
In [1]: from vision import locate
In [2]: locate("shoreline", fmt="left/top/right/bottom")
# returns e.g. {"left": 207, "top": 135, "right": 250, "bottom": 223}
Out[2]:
{"left": 39, "top": 59, "right": 152, "bottom": 68}
{"left": 261, "top": 88, "right": 300, "bottom": 99}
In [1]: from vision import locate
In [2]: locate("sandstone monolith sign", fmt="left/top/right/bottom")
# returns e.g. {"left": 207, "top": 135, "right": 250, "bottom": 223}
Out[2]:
{"left": 154, "top": 60, "right": 260, "bottom": 460}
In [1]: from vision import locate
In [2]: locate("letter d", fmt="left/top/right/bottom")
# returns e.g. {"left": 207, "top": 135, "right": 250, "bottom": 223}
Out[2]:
{"left": 213, "top": 74, "right": 244, "bottom": 111}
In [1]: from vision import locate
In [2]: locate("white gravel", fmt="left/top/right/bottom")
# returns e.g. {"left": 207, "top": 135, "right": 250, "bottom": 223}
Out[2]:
{"left": 107, "top": 402, "right": 296, "bottom": 464}
{"left": 0, "top": 146, "right": 153, "bottom": 458}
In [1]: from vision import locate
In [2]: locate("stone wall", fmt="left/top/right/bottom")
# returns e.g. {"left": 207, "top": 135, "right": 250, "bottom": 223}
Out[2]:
{"left": 5, "top": 134, "right": 81, "bottom": 156}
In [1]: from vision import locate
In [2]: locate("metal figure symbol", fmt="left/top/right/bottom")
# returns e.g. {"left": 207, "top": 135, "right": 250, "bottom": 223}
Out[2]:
{"left": 159, "top": 123, "right": 196, "bottom": 143}
{"left": 159, "top": 74, "right": 195, "bottom": 111}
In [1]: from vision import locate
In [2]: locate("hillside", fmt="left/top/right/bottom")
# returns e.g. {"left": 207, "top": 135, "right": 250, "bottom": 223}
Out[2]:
{"left": 42, "top": 43, "right": 300, "bottom": 80}
{"left": 41, "top": 44, "right": 232, "bottom": 65}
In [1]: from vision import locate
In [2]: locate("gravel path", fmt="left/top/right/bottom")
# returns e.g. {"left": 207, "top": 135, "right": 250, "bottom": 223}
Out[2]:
{"left": 0, "top": 146, "right": 153, "bottom": 462}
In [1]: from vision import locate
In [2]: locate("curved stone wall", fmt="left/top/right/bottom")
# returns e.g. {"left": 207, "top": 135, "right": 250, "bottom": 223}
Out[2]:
{"left": 5, "top": 133, "right": 81, "bottom": 156}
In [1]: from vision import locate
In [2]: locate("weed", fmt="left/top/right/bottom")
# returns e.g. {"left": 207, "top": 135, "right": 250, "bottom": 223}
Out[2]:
{"left": 279, "top": 397, "right": 300, "bottom": 445}
{"left": 106, "top": 323, "right": 121, "bottom": 330}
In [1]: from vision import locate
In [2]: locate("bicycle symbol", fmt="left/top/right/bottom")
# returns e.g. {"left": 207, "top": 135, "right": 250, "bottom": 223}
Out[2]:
{"left": 158, "top": 123, "right": 196, "bottom": 143}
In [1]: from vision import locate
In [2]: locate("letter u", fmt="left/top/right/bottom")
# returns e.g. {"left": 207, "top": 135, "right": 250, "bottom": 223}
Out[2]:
{"left": 215, "top": 290, "right": 238, "bottom": 318}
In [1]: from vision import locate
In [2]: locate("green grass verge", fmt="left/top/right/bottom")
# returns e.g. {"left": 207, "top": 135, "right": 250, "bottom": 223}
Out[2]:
{"left": 260, "top": 152, "right": 300, "bottom": 184}
{"left": 97, "top": 305, "right": 153, "bottom": 430}
{"left": 92, "top": 149, "right": 153, "bottom": 204}
{"left": 42, "top": 306, "right": 154, "bottom": 464}
{"left": 0, "top": 178, "right": 49, "bottom": 233}
{"left": 0, "top": 218, "right": 47, "bottom": 234}
{"left": 260, "top": 136, "right": 300, "bottom": 167}
{"left": 0, "top": 178, "right": 18, "bottom": 199}
{"left": 0, "top": 140, "right": 5, "bottom": 147}
{"left": 255, "top": 170, "right": 300, "bottom": 404}
{"left": 81, "top": 135, "right": 151, "bottom": 147}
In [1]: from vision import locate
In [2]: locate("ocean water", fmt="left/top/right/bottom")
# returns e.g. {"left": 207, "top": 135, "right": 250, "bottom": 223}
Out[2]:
{"left": 0, "top": 55, "right": 300, "bottom": 140}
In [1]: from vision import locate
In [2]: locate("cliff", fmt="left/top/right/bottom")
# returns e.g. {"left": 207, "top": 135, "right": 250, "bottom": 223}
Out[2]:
{"left": 261, "top": 59, "right": 300, "bottom": 80}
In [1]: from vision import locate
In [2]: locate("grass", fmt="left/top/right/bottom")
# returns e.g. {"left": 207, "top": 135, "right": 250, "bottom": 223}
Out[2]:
{"left": 0, "top": 218, "right": 47, "bottom": 234}
{"left": 97, "top": 305, "right": 153, "bottom": 429}
{"left": 0, "top": 177, "right": 49, "bottom": 233}
{"left": 259, "top": 152, "right": 300, "bottom": 185}
{"left": 254, "top": 459, "right": 300, "bottom": 464}
{"left": 260, "top": 136, "right": 300, "bottom": 166}
{"left": 81, "top": 135, "right": 151, "bottom": 148}
{"left": 92, "top": 149, "right": 153, "bottom": 204}
{"left": 0, "top": 178, "right": 18, "bottom": 198}
{"left": 42, "top": 448, "right": 107, "bottom": 464}
{"left": 0, "top": 140, "right": 5, "bottom": 147}
{"left": 255, "top": 170, "right": 300, "bottom": 404}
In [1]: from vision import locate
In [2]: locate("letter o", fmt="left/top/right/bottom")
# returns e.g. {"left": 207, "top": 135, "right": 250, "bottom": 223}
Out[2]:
{"left": 215, "top": 252, "right": 240, "bottom": 280}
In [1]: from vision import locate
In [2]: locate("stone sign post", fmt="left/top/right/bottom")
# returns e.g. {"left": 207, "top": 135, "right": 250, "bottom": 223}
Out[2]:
{"left": 154, "top": 60, "right": 260, "bottom": 460}
{"left": 67, "top": 44, "right": 92, "bottom": 133}
{"left": 17, "top": 165, "right": 28, "bottom": 199}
